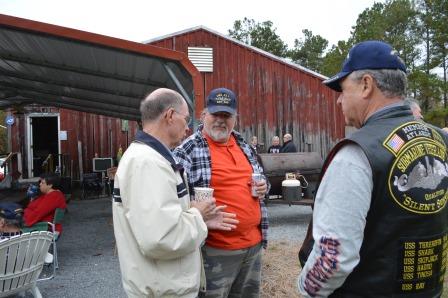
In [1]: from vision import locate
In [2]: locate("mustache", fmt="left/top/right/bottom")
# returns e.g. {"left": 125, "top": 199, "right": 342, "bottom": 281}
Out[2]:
{"left": 212, "top": 123, "right": 227, "bottom": 129}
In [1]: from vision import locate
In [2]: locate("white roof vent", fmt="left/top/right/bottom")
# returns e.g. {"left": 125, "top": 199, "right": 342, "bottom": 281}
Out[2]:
{"left": 188, "top": 47, "right": 213, "bottom": 72}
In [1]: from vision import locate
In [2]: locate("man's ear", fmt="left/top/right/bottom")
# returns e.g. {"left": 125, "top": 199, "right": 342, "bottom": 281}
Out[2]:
{"left": 0, "top": 218, "right": 6, "bottom": 228}
{"left": 361, "top": 74, "right": 375, "bottom": 98}
{"left": 165, "top": 108, "right": 174, "bottom": 123}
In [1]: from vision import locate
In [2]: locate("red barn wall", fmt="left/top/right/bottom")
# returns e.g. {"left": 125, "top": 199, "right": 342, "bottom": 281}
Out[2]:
{"left": 10, "top": 107, "right": 138, "bottom": 179}
{"left": 150, "top": 29, "right": 345, "bottom": 157}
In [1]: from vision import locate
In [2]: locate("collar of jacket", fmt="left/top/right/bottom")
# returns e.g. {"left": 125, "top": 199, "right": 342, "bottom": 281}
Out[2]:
{"left": 363, "top": 104, "right": 413, "bottom": 127}
{"left": 134, "top": 130, "right": 183, "bottom": 172}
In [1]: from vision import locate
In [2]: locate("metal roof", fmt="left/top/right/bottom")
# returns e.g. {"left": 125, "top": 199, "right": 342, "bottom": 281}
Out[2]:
{"left": 0, "top": 14, "right": 202, "bottom": 121}
{"left": 144, "top": 25, "right": 328, "bottom": 81}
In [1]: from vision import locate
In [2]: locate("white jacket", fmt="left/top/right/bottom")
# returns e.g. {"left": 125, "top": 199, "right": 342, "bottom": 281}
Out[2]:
{"left": 113, "top": 139, "right": 208, "bottom": 298}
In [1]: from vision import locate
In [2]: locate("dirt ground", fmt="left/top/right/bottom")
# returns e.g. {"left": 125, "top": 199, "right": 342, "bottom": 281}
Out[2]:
{"left": 1, "top": 187, "right": 446, "bottom": 297}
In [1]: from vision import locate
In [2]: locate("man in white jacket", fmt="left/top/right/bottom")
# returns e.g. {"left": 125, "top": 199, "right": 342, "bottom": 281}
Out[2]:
{"left": 113, "top": 88, "right": 238, "bottom": 298}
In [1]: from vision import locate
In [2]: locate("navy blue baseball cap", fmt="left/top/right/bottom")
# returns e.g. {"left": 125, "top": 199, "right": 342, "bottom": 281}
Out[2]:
{"left": 206, "top": 88, "right": 237, "bottom": 115}
{"left": 323, "top": 40, "right": 407, "bottom": 92}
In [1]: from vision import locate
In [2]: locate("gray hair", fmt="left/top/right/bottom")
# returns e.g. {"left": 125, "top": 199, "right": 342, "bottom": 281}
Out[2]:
{"left": 350, "top": 69, "right": 407, "bottom": 98}
{"left": 140, "top": 88, "right": 185, "bottom": 123}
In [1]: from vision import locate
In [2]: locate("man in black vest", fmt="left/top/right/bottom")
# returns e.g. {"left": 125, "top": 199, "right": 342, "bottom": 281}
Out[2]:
{"left": 298, "top": 41, "right": 448, "bottom": 297}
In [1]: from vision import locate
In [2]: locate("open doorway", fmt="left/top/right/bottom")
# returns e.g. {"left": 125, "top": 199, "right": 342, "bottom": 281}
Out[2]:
{"left": 27, "top": 114, "right": 60, "bottom": 178}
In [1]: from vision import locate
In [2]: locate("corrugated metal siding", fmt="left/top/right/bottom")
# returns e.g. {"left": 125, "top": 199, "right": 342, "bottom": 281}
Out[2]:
{"left": 0, "top": 14, "right": 201, "bottom": 121}
{"left": 11, "top": 108, "right": 138, "bottom": 179}
{"left": 150, "top": 29, "right": 344, "bottom": 158}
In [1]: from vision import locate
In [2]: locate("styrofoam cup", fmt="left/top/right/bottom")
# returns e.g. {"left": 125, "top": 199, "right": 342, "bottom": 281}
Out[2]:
{"left": 194, "top": 187, "right": 214, "bottom": 202}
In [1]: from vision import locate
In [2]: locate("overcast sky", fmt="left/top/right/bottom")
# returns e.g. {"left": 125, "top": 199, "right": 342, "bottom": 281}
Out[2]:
{"left": 0, "top": 0, "right": 382, "bottom": 48}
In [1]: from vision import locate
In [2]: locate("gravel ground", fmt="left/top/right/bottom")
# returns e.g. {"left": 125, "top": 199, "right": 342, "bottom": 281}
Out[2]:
{"left": 266, "top": 203, "right": 312, "bottom": 242}
{"left": 11, "top": 196, "right": 312, "bottom": 297}
{"left": 38, "top": 197, "right": 126, "bottom": 298}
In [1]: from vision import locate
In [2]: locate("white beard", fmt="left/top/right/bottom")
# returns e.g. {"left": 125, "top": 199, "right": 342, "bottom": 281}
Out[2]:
{"left": 205, "top": 125, "right": 230, "bottom": 143}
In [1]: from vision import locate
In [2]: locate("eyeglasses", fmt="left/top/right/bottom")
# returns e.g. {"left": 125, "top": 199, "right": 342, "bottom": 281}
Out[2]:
{"left": 173, "top": 110, "right": 192, "bottom": 126}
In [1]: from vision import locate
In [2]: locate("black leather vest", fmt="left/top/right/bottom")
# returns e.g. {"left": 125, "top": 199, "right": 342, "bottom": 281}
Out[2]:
{"left": 328, "top": 106, "right": 448, "bottom": 297}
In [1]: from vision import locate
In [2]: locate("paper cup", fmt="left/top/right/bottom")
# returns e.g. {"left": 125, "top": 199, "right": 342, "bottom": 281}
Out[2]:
{"left": 194, "top": 187, "right": 214, "bottom": 202}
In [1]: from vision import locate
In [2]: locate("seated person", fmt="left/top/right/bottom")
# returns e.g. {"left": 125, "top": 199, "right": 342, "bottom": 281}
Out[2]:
{"left": 0, "top": 202, "right": 54, "bottom": 263}
{"left": 0, "top": 202, "right": 23, "bottom": 240}
{"left": 24, "top": 173, "right": 67, "bottom": 234}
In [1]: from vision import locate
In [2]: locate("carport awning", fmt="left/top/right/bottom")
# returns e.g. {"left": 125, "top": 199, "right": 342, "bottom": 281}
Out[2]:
{"left": 0, "top": 14, "right": 202, "bottom": 121}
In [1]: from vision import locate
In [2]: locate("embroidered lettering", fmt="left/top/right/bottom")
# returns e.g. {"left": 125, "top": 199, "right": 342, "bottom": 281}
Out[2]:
{"left": 303, "top": 237, "right": 340, "bottom": 296}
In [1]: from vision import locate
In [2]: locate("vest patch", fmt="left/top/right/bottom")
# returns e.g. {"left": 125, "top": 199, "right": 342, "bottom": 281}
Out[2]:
{"left": 384, "top": 122, "right": 448, "bottom": 214}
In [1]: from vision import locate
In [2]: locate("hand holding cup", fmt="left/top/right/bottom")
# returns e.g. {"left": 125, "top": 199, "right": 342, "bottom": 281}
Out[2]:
{"left": 194, "top": 187, "right": 214, "bottom": 202}
{"left": 191, "top": 187, "right": 239, "bottom": 230}
{"left": 191, "top": 187, "right": 216, "bottom": 221}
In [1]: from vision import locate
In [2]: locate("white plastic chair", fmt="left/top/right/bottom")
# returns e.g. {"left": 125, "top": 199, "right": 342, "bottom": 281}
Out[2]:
{"left": 0, "top": 231, "right": 53, "bottom": 298}
{"left": 22, "top": 208, "right": 66, "bottom": 280}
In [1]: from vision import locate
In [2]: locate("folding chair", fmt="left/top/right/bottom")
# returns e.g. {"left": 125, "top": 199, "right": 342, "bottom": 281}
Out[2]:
{"left": 0, "top": 231, "right": 53, "bottom": 298}
{"left": 22, "top": 208, "right": 65, "bottom": 280}
{"left": 81, "top": 173, "right": 103, "bottom": 199}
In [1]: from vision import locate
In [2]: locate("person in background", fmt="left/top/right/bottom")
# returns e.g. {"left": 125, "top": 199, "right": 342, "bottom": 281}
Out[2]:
{"left": 280, "top": 133, "right": 297, "bottom": 153}
{"left": 0, "top": 201, "right": 55, "bottom": 263}
{"left": 0, "top": 203, "right": 23, "bottom": 240}
{"left": 267, "top": 136, "right": 281, "bottom": 153}
{"left": 113, "top": 88, "right": 238, "bottom": 298}
{"left": 404, "top": 98, "right": 423, "bottom": 120}
{"left": 298, "top": 40, "right": 448, "bottom": 297}
{"left": 116, "top": 145, "right": 123, "bottom": 164}
{"left": 250, "top": 136, "right": 258, "bottom": 154}
{"left": 250, "top": 136, "right": 263, "bottom": 154}
{"left": 24, "top": 173, "right": 67, "bottom": 234}
{"left": 174, "top": 87, "right": 269, "bottom": 298}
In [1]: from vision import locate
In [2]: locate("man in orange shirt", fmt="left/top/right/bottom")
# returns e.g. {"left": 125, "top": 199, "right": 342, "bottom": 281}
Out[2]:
{"left": 174, "top": 88, "right": 269, "bottom": 298}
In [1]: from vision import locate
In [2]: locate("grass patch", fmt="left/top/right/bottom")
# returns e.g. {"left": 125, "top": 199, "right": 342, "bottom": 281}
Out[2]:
{"left": 261, "top": 240, "right": 302, "bottom": 298}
